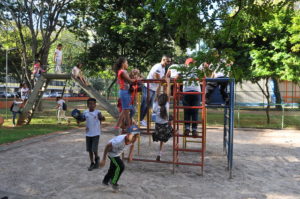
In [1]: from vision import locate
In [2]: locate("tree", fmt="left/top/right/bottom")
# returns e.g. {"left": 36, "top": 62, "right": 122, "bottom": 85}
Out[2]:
{"left": 70, "top": 0, "right": 176, "bottom": 73}
{"left": 211, "top": 1, "right": 300, "bottom": 123}
{"left": 0, "top": 0, "right": 73, "bottom": 86}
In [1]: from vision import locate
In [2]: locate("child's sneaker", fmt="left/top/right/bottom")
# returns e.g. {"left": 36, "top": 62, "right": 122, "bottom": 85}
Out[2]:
{"left": 102, "top": 180, "right": 109, "bottom": 186}
{"left": 140, "top": 120, "right": 147, "bottom": 127}
{"left": 156, "top": 155, "right": 161, "bottom": 161}
{"left": 112, "top": 184, "right": 120, "bottom": 192}
{"left": 88, "top": 163, "right": 95, "bottom": 171}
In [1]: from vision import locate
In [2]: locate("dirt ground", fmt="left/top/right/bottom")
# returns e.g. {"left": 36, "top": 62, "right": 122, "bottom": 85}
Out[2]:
{"left": 0, "top": 126, "right": 299, "bottom": 199}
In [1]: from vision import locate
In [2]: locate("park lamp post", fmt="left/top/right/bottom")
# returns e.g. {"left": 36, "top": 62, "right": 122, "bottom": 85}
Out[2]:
{"left": 5, "top": 47, "right": 17, "bottom": 119}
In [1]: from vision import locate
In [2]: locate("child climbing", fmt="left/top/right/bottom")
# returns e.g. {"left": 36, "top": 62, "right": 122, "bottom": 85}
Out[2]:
{"left": 152, "top": 77, "right": 173, "bottom": 161}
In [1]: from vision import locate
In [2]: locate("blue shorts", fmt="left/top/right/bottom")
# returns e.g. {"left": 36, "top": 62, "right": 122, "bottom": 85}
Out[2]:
{"left": 119, "top": 89, "right": 132, "bottom": 110}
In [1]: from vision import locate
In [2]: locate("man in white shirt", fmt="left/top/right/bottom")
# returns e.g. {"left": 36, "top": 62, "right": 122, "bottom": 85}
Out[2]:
{"left": 139, "top": 55, "right": 171, "bottom": 126}
{"left": 54, "top": 44, "right": 63, "bottom": 73}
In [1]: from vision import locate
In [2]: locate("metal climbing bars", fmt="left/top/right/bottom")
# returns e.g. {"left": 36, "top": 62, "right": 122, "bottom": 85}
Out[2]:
{"left": 131, "top": 78, "right": 235, "bottom": 178}
{"left": 131, "top": 78, "right": 207, "bottom": 174}
{"left": 205, "top": 78, "right": 235, "bottom": 178}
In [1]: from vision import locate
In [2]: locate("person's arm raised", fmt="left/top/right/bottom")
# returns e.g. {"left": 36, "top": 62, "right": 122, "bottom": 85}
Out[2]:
{"left": 165, "top": 77, "right": 171, "bottom": 102}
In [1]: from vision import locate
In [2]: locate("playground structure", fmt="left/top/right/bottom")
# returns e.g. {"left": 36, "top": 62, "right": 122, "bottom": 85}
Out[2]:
{"left": 131, "top": 78, "right": 235, "bottom": 178}
{"left": 16, "top": 73, "right": 235, "bottom": 178}
{"left": 17, "top": 73, "right": 119, "bottom": 125}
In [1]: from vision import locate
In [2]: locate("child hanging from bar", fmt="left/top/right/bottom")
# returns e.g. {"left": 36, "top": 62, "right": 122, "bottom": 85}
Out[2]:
{"left": 152, "top": 77, "right": 173, "bottom": 161}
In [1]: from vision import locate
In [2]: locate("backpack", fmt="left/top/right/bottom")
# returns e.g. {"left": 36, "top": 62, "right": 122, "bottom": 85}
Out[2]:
{"left": 62, "top": 102, "right": 67, "bottom": 111}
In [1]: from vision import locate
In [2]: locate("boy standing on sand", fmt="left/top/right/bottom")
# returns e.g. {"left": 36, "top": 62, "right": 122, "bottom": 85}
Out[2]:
{"left": 100, "top": 133, "right": 138, "bottom": 192}
{"left": 83, "top": 98, "right": 105, "bottom": 171}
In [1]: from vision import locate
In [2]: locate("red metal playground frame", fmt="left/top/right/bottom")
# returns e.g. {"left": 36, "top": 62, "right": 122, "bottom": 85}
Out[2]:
{"left": 128, "top": 78, "right": 207, "bottom": 175}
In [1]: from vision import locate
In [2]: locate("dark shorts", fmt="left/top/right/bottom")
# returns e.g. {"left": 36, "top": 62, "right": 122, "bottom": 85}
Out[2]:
{"left": 86, "top": 135, "right": 100, "bottom": 152}
{"left": 152, "top": 123, "right": 173, "bottom": 143}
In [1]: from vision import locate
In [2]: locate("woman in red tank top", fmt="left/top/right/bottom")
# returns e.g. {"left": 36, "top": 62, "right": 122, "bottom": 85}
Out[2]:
{"left": 114, "top": 57, "right": 137, "bottom": 133}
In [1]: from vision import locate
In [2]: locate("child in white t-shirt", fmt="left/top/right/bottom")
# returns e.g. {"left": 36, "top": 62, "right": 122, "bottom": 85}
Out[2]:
{"left": 20, "top": 83, "right": 30, "bottom": 103}
{"left": 83, "top": 98, "right": 105, "bottom": 171}
{"left": 56, "top": 97, "right": 69, "bottom": 124}
{"left": 152, "top": 77, "right": 173, "bottom": 161}
{"left": 100, "top": 133, "right": 138, "bottom": 192}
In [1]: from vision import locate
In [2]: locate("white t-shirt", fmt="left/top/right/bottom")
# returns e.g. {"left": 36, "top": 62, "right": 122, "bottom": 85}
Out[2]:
{"left": 145, "top": 63, "right": 165, "bottom": 91}
{"left": 55, "top": 49, "right": 63, "bottom": 61}
{"left": 12, "top": 100, "right": 23, "bottom": 112}
{"left": 21, "top": 87, "right": 29, "bottom": 100}
{"left": 57, "top": 99, "right": 65, "bottom": 110}
{"left": 168, "top": 64, "right": 180, "bottom": 78}
{"left": 108, "top": 134, "right": 129, "bottom": 157}
{"left": 72, "top": 66, "right": 81, "bottom": 77}
{"left": 83, "top": 109, "right": 101, "bottom": 137}
{"left": 183, "top": 68, "right": 201, "bottom": 92}
{"left": 153, "top": 101, "right": 169, "bottom": 124}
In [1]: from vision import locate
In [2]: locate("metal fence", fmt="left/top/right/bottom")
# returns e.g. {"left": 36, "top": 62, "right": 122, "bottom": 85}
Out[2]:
{"left": 1, "top": 89, "right": 300, "bottom": 129}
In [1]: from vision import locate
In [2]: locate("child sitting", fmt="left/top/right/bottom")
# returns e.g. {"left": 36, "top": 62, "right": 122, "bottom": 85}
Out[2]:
{"left": 72, "top": 63, "right": 89, "bottom": 86}
{"left": 32, "top": 60, "right": 45, "bottom": 82}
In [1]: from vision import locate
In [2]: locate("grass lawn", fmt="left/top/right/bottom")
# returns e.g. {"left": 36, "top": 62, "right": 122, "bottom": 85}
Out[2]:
{"left": 0, "top": 117, "right": 78, "bottom": 145}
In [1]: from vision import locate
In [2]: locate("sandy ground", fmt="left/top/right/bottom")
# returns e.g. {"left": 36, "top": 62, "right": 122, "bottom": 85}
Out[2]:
{"left": 0, "top": 126, "right": 300, "bottom": 199}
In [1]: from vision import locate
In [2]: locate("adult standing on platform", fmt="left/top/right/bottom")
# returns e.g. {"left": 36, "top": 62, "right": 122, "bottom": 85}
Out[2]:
{"left": 139, "top": 55, "right": 171, "bottom": 126}
{"left": 54, "top": 44, "right": 63, "bottom": 73}
{"left": 182, "top": 58, "right": 201, "bottom": 137}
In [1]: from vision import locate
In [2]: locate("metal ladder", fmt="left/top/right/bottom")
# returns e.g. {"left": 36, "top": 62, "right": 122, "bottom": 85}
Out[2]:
{"left": 17, "top": 76, "right": 49, "bottom": 125}
{"left": 172, "top": 78, "right": 207, "bottom": 174}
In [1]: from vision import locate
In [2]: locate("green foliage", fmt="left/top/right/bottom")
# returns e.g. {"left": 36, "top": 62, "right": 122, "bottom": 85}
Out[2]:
{"left": 70, "top": 0, "right": 177, "bottom": 75}
{"left": 48, "top": 31, "right": 86, "bottom": 73}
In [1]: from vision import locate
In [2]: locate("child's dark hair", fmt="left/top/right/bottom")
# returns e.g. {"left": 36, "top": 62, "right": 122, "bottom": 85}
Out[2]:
{"left": 113, "top": 57, "right": 127, "bottom": 75}
{"left": 158, "top": 93, "right": 168, "bottom": 120}
{"left": 57, "top": 44, "right": 63, "bottom": 47}
{"left": 87, "top": 98, "right": 96, "bottom": 104}
{"left": 56, "top": 96, "right": 61, "bottom": 101}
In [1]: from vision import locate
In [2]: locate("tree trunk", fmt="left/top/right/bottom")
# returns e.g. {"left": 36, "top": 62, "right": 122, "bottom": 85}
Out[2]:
{"left": 256, "top": 78, "right": 271, "bottom": 124}
{"left": 272, "top": 78, "right": 282, "bottom": 110}
{"left": 106, "top": 77, "right": 117, "bottom": 100}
